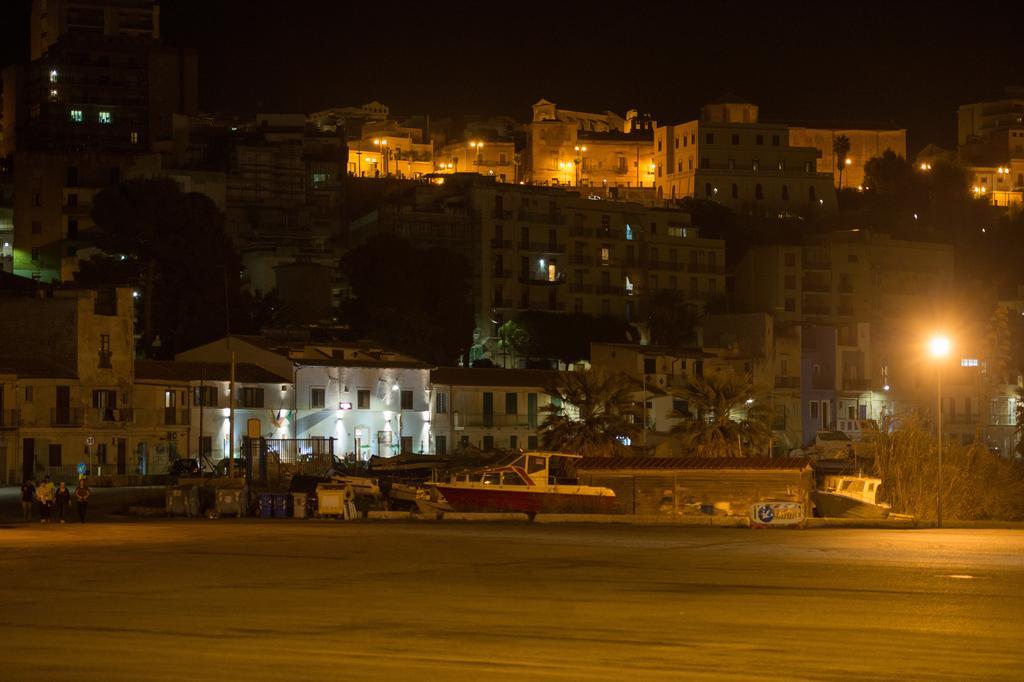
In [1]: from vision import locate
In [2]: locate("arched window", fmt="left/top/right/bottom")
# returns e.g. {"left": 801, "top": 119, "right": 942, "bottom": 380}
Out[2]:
{"left": 781, "top": 184, "right": 789, "bottom": 200}
{"left": 809, "top": 186, "right": 817, "bottom": 202}
{"left": 755, "top": 183, "right": 763, "bottom": 200}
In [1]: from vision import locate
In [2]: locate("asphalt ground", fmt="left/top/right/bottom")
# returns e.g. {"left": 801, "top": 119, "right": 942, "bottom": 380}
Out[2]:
{"left": 0, "top": 505, "right": 1021, "bottom": 681}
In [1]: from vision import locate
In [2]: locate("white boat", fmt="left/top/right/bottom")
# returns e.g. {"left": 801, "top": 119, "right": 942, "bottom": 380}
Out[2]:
{"left": 811, "top": 475, "right": 891, "bottom": 519}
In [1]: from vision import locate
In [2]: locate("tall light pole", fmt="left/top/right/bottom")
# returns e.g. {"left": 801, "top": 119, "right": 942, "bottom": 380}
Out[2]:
{"left": 573, "top": 145, "right": 587, "bottom": 186}
{"left": 373, "top": 138, "right": 389, "bottom": 176}
{"left": 470, "top": 140, "right": 484, "bottom": 174}
{"left": 929, "top": 334, "right": 950, "bottom": 528}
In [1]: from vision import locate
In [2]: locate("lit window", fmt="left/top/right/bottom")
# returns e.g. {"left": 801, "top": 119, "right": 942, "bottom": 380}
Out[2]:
{"left": 70, "top": 109, "right": 83, "bottom": 122}
{"left": 961, "top": 358, "right": 979, "bottom": 367}
{"left": 625, "top": 224, "right": 633, "bottom": 240}
{"left": 668, "top": 226, "right": 685, "bottom": 238}
{"left": 49, "top": 69, "right": 58, "bottom": 83}
{"left": 600, "top": 247, "right": 610, "bottom": 265}
{"left": 98, "top": 111, "right": 112, "bottom": 124}
{"left": 130, "top": 131, "right": 138, "bottom": 144}
{"left": 49, "top": 89, "right": 58, "bottom": 99}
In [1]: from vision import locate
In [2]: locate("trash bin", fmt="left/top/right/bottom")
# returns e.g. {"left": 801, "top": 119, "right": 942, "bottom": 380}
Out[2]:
{"left": 315, "top": 484, "right": 348, "bottom": 517}
{"left": 273, "top": 493, "right": 291, "bottom": 518}
{"left": 215, "top": 487, "right": 247, "bottom": 518}
{"left": 166, "top": 485, "right": 199, "bottom": 517}
{"left": 258, "top": 492, "right": 275, "bottom": 518}
{"left": 292, "top": 492, "right": 308, "bottom": 519}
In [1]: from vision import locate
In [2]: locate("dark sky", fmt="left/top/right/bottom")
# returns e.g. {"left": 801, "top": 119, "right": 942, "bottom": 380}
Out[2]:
{"left": 3, "top": 1, "right": 1022, "bottom": 153}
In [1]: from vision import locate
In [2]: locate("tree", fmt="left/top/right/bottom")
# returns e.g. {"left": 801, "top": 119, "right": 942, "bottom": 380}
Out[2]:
{"left": 340, "top": 235, "right": 474, "bottom": 365}
{"left": 516, "top": 311, "right": 637, "bottom": 368}
{"left": 496, "top": 319, "right": 529, "bottom": 368}
{"left": 84, "top": 177, "right": 250, "bottom": 358}
{"left": 540, "top": 368, "right": 640, "bottom": 457}
{"left": 833, "top": 135, "right": 851, "bottom": 190}
{"left": 642, "top": 289, "right": 699, "bottom": 347}
{"left": 670, "top": 370, "right": 770, "bottom": 457}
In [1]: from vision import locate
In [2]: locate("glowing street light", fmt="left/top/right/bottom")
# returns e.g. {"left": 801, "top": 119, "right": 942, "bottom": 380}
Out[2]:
{"left": 928, "top": 334, "right": 950, "bottom": 528}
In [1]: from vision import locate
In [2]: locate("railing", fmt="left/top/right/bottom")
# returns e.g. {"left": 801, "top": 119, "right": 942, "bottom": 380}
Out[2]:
{"left": 164, "top": 408, "right": 191, "bottom": 426}
{"left": 569, "top": 226, "right": 592, "bottom": 238}
{"left": 687, "top": 264, "right": 725, "bottom": 275}
{"left": 518, "top": 241, "right": 565, "bottom": 253}
{"left": 774, "top": 377, "right": 800, "bottom": 389}
{"left": 88, "top": 407, "right": 135, "bottom": 424}
{"left": 490, "top": 239, "right": 511, "bottom": 248}
{"left": 50, "top": 408, "right": 84, "bottom": 427}
{"left": 0, "top": 409, "right": 20, "bottom": 428}
{"left": 519, "top": 273, "right": 565, "bottom": 285}
{"left": 517, "top": 209, "right": 566, "bottom": 224}
{"left": 990, "top": 415, "right": 1017, "bottom": 426}
{"left": 460, "top": 413, "right": 535, "bottom": 428}
{"left": 803, "top": 258, "right": 831, "bottom": 270}
{"left": 802, "top": 281, "right": 830, "bottom": 293}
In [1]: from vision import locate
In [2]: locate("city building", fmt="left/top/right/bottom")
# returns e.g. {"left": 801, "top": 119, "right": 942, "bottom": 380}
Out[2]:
{"left": 958, "top": 88, "right": 1024, "bottom": 209}
{"left": 430, "top": 367, "right": 557, "bottom": 454}
{"left": 525, "top": 99, "right": 656, "bottom": 188}
{"left": 436, "top": 137, "right": 516, "bottom": 183}
{"left": 176, "top": 335, "right": 434, "bottom": 459}
{"left": 350, "top": 175, "right": 726, "bottom": 362}
{"left": 653, "top": 100, "right": 837, "bottom": 214}
{"left": 787, "top": 125, "right": 907, "bottom": 190}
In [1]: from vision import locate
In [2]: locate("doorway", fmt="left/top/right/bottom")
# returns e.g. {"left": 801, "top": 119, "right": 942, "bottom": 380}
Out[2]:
{"left": 116, "top": 438, "right": 127, "bottom": 475}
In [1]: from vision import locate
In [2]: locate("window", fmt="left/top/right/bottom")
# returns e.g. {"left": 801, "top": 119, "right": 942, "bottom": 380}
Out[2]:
{"left": 130, "top": 131, "right": 139, "bottom": 144}
{"left": 756, "top": 134, "right": 764, "bottom": 145}
{"left": 67, "top": 193, "right": 78, "bottom": 207}
{"left": 700, "top": 157, "right": 709, "bottom": 168}
{"left": 435, "top": 435, "right": 447, "bottom": 456}
{"left": 727, "top": 158, "right": 735, "bottom": 169}
{"left": 70, "top": 109, "right": 83, "bottom": 123}
{"left": 574, "top": 298, "right": 583, "bottom": 313}
{"left": 510, "top": 435, "right": 518, "bottom": 450}
{"left": 731, "top": 133, "right": 740, "bottom": 145}
{"left": 239, "top": 388, "right": 264, "bottom": 408}
{"left": 199, "top": 436, "right": 212, "bottom": 456}
{"left": 32, "top": 192, "right": 41, "bottom": 207}
{"left": 98, "top": 334, "right": 111, "bottom": 368}
{"left": 690, "top": 134, "right": 695, "bottom": 145}
{"left": 755, "top": 184, "right": 763, "bottom": 200}
{"left": 49, "top": 444, "right": 62, "bottom": 467}
{"left": 435, "top": 392, "right": 448, "bottom": 414}
{"left": 772, "top": 135, "right": 780, "bottom": 146}
{"left": 528, "top": 436, "right": 538, "bottom": 449}
{"left": 781, "top": 185, "right": 789, "bottom": 200}
{"left": 357, "top": 389, "right": 370, "bottom": 409}
{"left": 731, "top": 183, "right": 738, "bottom": 199}
{"left": 810, "top": 402, "right": 819, "bottom": 419}
{"left": 784, "top": 252, "right": 796, "bottom": 266}
{"left": 600, "top": 246, "right": 610, "bottom": 265}
{"left": 961, "top": 358, "right": 979, "bottom": 367}
{"left": 483, "top": 436, "right": 494, "bottom": 451}
{"left": 804, "top": 161, "right": 812, "bottom": 173}
{"left": 98, "top": 111, "right": 112, "bottom": 124}
{"left": 400, "top": 389, "right": 413, "bottom": 410}
{"left": 67, "top": 218, "right": 78, "bottom": 239}
{"left": 705, "top": 183, "right": 713, "bottom": 197}
{"left": 25, "top": 386, "right": 33, "bottom": 402}
{"left": 657, "top": 139, "right": 662, "bottom": 151}
{"left": 809, "top": 186, "right": 817, "bottom": 202}
{"left": 784, "top": 298, "right": 796, "bottom": 312}
{"left": 505, "top": 392, "right": 518, "bottom": 414}
{"left": 644, "top": 358, "right": 657, "bottom": 374}
{"left": 777, "top": 161, "right": 785, "bottom": 171}
{"left": 705, "top": 133, "right": 714, "bottom": 144}
{"left": 31, "top": 247, "right": 40, "bottom": 262}
{"left": 601, "top": 299, "right": 610, "bottom": 316}
{"left": 311, "top": 387, "right": 326, "bottom": 409}
{"left": 752, "top": 159, "right": 760, "bottom": 172}
{"left": 194, "top": 386, "right": 217, "bottom": 407}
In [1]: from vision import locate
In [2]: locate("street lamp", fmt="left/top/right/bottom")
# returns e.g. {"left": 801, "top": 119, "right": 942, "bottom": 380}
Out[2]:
{"left": 373, "top": 138, "right": 389, "bottom": 176}
{"left": 470, "top": 140, "right": 484, "bottom": 173}
{"left": 929, "top": 334, "right": 950, "bottom": 528}
{"left": 573, "top": 145, "right": 587, "bottom": 186}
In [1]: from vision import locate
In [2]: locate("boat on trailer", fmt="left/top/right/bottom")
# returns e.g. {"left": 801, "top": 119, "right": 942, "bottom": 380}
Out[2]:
{"left": 428, "top": 452, "right": 616, "bottom": 516}
{"left": 811, "top": 474, "right": 891, "bottom": 519}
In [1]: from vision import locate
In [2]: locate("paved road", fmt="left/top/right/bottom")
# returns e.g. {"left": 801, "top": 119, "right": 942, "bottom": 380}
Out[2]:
{"left": 0, "top": 519, "right": 1021, "bottom": 681}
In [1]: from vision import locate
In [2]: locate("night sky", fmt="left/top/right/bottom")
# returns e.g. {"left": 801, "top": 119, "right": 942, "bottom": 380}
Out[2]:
{"left": 2, "top": 1, "right": 1021, "bottom": 153}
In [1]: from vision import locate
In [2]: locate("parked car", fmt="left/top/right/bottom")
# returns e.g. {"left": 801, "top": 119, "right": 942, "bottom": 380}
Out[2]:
{"left": 213, "top": 457, "right": 249, "bottom": 477}
{"left": 169, "top": 458, "right": 200, "bottom": 477}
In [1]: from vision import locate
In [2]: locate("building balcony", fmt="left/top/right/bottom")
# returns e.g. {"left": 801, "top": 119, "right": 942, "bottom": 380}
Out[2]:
{"left": 518, "top": 241, "right": 565, "bottom": 253}
{"left": 459, "top": 413, "right": 536, "bottom": 428}
{"left": 0, "top": 409, "right": 21, "bottom": 429}
{"left": 569, "top": 283, "right": 594, "bottom": 294}
{"left": 51, "top": 408, "right": 84, "bottom": 427}
{"left": 842, "top": 378, "right": 872, "bottom": 391}
{"left": 88, "top": 407, "right": 135, "bottom": 425}
{"left": 164, "top": 408, "right": 191, "bottom": 426}
{"left": 569, "top": 226, "right": 592, "bottom": 238}
{"left": 802, "top": 281, "right": 830, "bottom": 293}
{"left": 774, "top": 376, "right": 800, "bottom": 389}
{"left": 517, "top": 209, "right": 566, "bottom": 225}
{"left": 490, "top": 239, "right": 512, "bottom": 249}
{"left": 519, "top": 272, "right": 565, "bottom": 285}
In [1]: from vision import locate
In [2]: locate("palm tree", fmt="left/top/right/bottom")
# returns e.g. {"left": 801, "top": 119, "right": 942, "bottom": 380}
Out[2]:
{"left": 833, "top": 134, "right": 851, "bottom": 190}
{"left": 670, "top": 370, "right": 771, "bottom": 457}
{"left": 540, "top": 368, "right": 640, "bottom": 457}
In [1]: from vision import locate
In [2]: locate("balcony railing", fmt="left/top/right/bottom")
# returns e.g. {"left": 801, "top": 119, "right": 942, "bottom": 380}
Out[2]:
{"left": 164, "top": 408, "right": 191, "bottom": 426}
{"left": 519, "top": 272, "right": 566, "bottom": 285}
{"left": 0, "top": 409, "right": 21, "bottom": 428}
{"left": 944, "top": 414, "right": 982, "bottom": 425}
{"left": 517, "top": 209, "right": 566, "bottom": 224}
{"left": 687, "top": 264, "right": 725, "bottom": 275}
{"left": 569, "top": 283, "right": 594, "bottom": 294}
{"left": 774, "top": 377, "right": 800, "bottom": 389}
{"left": 596, "top": 284, "right": 623, "bottom": 295}
{"left": 459, "top": 413, "right": 535, "bottom": 428}
{"left": 803, "top": 304, "right": 831, "bottom": 315}
{"left": 569, "top": 226, "right": 592, "bottom": 238}
{"left": 51, "top": 408, "right": 84, "bottom": 427}
{"left": 89, "top": 407, "right": 135, "bottom": 425}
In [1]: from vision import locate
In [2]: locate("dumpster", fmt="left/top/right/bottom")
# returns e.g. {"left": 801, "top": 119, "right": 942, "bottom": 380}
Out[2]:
{"left": 258, "top": 492, "right": 275, "bottom": 518}
{"left": 215, "top": 487, "right": 247, "bottom": 517}
{"left": 165, "top": 485, "right": 199, "bottom": 517}
{"left": 273, "top": 493, "right": 291, "bottom": 518}
{"left": 315, "top": 484, "right": 348, "bottom": 517}
{"left": 292, "top": 492, "right": 308, "bottom": 519}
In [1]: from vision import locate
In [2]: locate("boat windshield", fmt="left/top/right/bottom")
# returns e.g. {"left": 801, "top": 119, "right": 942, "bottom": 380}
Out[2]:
{"left": 501, "top": 470, "right": 527, "bottom": 486}
{"left": 482, "top": 472, "right": 501, "bottom": 485}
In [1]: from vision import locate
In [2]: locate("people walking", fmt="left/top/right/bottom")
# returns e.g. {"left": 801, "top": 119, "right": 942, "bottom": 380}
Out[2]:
{"left": 20, "top": 479, "right": 35, "bottom": 523}
{"left": 75, "top": 480, "right": 91, "bottom": 523}
{"left": 54, "top": 482, "right": 71, "bottom": 523}
{"left": 36, "top": 476, "right": 55, "bottom": 523}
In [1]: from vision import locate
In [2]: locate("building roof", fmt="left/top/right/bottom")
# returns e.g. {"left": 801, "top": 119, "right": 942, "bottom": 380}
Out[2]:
{"left": 574, "top": 456, "right": 814, "bottom": 471}
{"left": 432, "top": 367, "right": 559, "bottom": 389}
{"left": 134, "top": 360, "right": 290, "bottom": 384}
{"left": 0, "top": 356, "right": 77, "bottom": 379}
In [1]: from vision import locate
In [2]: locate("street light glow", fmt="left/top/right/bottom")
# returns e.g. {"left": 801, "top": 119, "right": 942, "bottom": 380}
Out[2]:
{"left": 929, "top": 335, "right": 950, "bottom": 358}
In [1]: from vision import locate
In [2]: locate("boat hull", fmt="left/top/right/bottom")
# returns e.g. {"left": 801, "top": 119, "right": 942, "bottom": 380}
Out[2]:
{"left": 812, "top": 491, "right": 890, "bottom": 519}
{"left": 433, "top": 485, "right": 617, "bottom": 515}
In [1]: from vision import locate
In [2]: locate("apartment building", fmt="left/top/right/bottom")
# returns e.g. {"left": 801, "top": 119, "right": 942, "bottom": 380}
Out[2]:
{"left": 653, "top": 100, "right": 837, "bottom": 214}
{"left": 177, "top": 335, "right": 434, "bottom": 459}
{"left": 958, "top": 88, "right": 1024, "bottom": 208}
{"left": 430, "top": 367, "right": 556, "bottom": 454}
{"left": 350, "top": 175, "right": 726, "bottom": 361}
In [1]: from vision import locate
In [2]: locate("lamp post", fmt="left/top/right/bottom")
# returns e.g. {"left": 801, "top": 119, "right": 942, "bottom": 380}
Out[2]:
{"left": 573, "top": 145, "right": 587, "bottom": 186}
{"left": 929, "top": 334, "right": 950, "bottom": 528}
{"left": 373, "top": 138, "right": 389, "bottom": 176}
{"left": 470, "top": 140, "right": 484, "bottom": 174}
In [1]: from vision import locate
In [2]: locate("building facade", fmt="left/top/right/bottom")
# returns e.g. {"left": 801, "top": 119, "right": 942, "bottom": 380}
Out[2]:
{"left": 788, "top": 126, "right": 907, "bottom": 190}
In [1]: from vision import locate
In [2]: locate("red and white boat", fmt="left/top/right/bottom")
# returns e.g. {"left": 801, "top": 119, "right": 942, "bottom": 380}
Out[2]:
{"left": 428, "top": 452, "right": 616, "bottom": 515}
